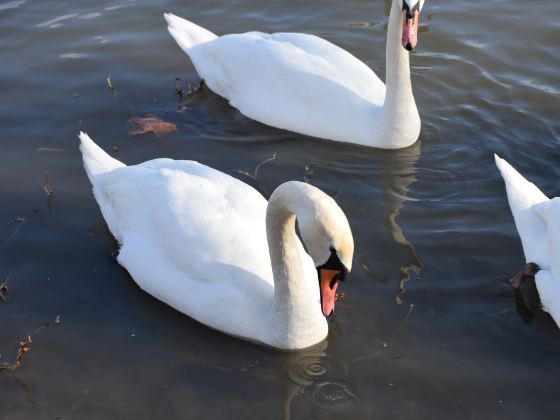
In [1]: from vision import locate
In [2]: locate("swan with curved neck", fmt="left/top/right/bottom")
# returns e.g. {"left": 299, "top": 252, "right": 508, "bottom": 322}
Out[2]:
{"left": 164, "top": 0, "right": 426, "bottom": 149}
{"left": 78, "top": 132, "right": 354, "bottom": 349}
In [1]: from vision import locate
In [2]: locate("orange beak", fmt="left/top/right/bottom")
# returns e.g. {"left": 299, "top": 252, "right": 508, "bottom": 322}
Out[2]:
{"left": 318, "top": 269, "right": 341, "bottom": 317}
{"left": 402, "top": 9, "right": 419, "bottom": 51}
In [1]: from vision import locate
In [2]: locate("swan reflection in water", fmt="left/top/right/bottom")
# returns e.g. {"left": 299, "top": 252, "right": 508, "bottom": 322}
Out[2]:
{"left": 359, "top": 138, "right": 423, "bottom": 304}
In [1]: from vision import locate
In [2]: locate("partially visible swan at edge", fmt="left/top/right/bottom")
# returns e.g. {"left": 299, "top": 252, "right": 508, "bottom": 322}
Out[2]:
{"left": 79, "top": 132, "right": 354, "bottom": 350}
{"left": 495, "top": 155, "right": 560, "bottom": 327}
{"left": 164, "top": 0, "right": 425, "bottom": 149}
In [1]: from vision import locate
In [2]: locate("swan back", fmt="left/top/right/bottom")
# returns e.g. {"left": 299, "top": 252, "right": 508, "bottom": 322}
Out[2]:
{"left": 186, "top": 32, "right": 385, "bottom": 146}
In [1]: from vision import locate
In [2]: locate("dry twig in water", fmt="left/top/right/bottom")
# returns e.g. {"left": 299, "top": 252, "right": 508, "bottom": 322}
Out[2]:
{"left": 44, "top": 172, "right": 54, "bottom": 213}
{"left": 0, "top": 315, "right": 62, "bottom": 372}
{"left": 43, "top": 172, "right": 53, "bottom": 197}
{"left": 352, "top": 304, "right": 415, "bottom": 363}
{"left": 2, "top": 217, "right": 26, "bottom": 247}
{"left": 236, "top": 153, "right": 277, "bottom": 181}
{"left": 0, "top": 279, "right": 9, "bottom": 302}
{"left": 233, "top": 153, "right": 277, "bottom": 197}
{"left": 0, "top": 335, "right": 32, "bottom": 371}
{"left": 303, "top": 160, "right": 315, "bottom": 183}
{"left": 175, "top": 76, "right": 204, "bottom": 98}
{"left": 175, "top": 76, "right": 183, "bottom": 97}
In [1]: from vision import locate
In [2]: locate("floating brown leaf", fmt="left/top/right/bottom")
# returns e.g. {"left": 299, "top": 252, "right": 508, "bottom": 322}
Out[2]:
{"left": 128, "top": 115, "right": 177, "bottom": 139}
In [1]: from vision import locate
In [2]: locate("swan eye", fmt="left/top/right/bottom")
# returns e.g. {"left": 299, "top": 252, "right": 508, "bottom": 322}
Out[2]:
{"left": 317, "top": 247, "right": 349, "bottom": 282}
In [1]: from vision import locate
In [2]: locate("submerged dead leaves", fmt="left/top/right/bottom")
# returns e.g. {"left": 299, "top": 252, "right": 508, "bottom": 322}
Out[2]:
{"left": 128, "top": 115, "right": 177, "bottom": 139}
{"left": 175, "top": 76, "right": 204, "bottom": 99}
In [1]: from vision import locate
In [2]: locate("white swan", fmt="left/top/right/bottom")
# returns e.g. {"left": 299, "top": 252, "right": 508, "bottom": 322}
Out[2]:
{"left": 79, "top": 132, "right": 354, "bottom": 350}
{"left": 164, "top": 0, "right": 425, "bottom": 149}
{"left": 495, "top": 155, "right": 560, "bottom": 327}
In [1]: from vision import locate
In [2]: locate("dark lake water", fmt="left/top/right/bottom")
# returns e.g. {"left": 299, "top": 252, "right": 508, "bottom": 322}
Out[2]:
{"left": 1, "top": 0, "right": 560, "bottom": 418}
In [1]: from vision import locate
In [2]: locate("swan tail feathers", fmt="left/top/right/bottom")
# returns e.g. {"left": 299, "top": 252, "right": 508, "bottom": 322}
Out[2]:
{"left": 494, "top": 154, "right": 549, "bottom": 266}
{"left": 164, "top": 13, "right": 218, "bottom": 51}
{"left": 79, "top": 131, "right": 125, "bottom": 243}
{"left": 79, "top": 131, "right": 125, "bottom": 183}
{"left": 494, "top": 154, "right": 548, "bottom": 212}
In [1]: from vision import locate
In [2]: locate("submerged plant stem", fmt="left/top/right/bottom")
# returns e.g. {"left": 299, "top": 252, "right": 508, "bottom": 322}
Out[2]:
{"left": 2, "top": 218, "right": 26, "bottom": 247}
{"left": 352, "top": 304, "right": 414, "bottom": 363}
{"left": 0, "top": 315, "right": 62, "bottom": 372}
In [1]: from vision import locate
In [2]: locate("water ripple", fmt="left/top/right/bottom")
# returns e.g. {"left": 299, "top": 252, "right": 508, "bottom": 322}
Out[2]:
{"left": 37, "top": 14, "right": 77, "bottom": 28}
{"left": 407, "top": 164, "right": 466, "bottom": 203}
{"left": 0, "top": 0, "right": 26, "bottom": 13}
{"left": 286, "top": 353, "right": 346, "bottom": 386}
{"left": 79, "top": 12, "right": 101, "bottom": 20}
{"left": 286, "top": 353, "right": 361, "bottom": 409}
{"left": 105, "top": 3, "right": 136, "bottom": 11}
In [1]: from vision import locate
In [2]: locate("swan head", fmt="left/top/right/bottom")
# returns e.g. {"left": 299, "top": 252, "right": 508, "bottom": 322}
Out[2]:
{"left": 296, "top": 187, "right": 354, "bottom": 317}
{"left": 399, "top": 0, "right": 425, "bottom": 51}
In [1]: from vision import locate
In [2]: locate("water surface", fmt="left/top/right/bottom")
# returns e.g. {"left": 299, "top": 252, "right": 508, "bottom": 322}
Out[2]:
{"left": 1, "top": 0, "right": 559, "bottom": 418}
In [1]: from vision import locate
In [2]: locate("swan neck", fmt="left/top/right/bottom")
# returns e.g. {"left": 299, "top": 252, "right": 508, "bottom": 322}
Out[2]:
{"left": 264, "top": 183, "right": 326, "bottom": 348}
{"left": 266, "top": 191, "right": 309, "bottom": 308}
{"left": 386, "top": 0, "right": 412, "bottom": 97}
{"left": 378, "top": 0, "right": 419, "bottom": 148}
